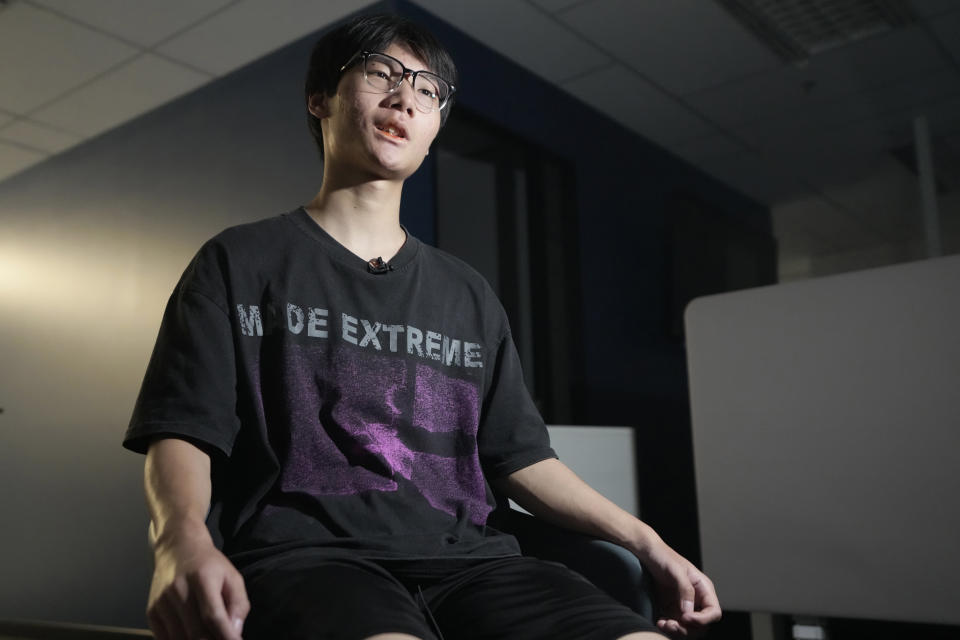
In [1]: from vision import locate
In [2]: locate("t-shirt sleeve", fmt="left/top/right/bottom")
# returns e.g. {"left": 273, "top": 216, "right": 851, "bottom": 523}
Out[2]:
{"left": 477, "top": 330, "right": 557, "bottom": 479}
{"left": 123, "top": 245, "right": 240, "bottom": 457}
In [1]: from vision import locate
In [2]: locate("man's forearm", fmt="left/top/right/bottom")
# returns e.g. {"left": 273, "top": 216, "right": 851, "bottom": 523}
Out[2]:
{"left": 494, "top": 457, "right": 662, "bottom": 558}
{"left": 145, "top": 437, "right": 214, "bottom": 548}
{"left": 143, "top": 438, "right": 249, "bottom": 640}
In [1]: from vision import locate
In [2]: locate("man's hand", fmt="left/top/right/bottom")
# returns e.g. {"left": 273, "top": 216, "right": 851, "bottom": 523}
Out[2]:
{"left": 147, "top": 530, "right": 249, "bottom": 640}
{"left": 497, "top": 458, "right": 722, "bottom": 636}
{"left": 640, "top": 540, "right": 721, "bottom": 638}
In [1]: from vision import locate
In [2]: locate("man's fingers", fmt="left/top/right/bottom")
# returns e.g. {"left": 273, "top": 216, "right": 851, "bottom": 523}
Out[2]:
{"left": 222, "top": 568, "right": 251, "bottom": 633}
{"left": 681, "top": 603, "right": 722, "bottom": 627}
{"left": 657, "top": 618, "right": 689, "bottom": 637}
{"left": 194, "top": 572, "right": 242, "bottom": 640}
{"left": 675, "top": 570, "right": 696, "bottom": 618}
{"left": 147, "top": 606, "right": 170, "bottom": 640}
{"left": 155, "top": 594, "right": 192, "bottom": 640}
{"left": 683, "top": 571, "right": 722, "bottom": 625}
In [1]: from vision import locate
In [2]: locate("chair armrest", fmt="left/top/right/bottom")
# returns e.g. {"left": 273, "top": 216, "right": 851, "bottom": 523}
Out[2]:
{"left": 488, "top": 507, "right": 656, "bottom": 620}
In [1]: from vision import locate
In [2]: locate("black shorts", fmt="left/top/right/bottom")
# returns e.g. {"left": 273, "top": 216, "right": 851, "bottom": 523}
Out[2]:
{"left": 241, "top": 551, "right": 663, "bottom": 640}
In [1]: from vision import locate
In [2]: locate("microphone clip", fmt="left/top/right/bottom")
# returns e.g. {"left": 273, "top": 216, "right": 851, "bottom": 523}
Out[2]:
{"left": 367, "top": 256, "right": 393, "bottom": 274}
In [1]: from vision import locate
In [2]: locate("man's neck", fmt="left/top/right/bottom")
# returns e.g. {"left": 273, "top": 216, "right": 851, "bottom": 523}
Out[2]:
{"left": 305, "top": 178, "right": 407, "bottom": 264}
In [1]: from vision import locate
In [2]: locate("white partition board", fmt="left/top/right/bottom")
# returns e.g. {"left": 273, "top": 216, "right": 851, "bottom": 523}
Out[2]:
{"left": 684, "top": 255, "right": 960, "bottom": 625}
{"left": 510, "top": 425, "right": 638, "bottom": 517}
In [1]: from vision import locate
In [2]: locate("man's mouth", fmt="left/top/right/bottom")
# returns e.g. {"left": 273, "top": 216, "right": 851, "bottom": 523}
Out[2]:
{"left": 375, "top": 124, "right": 407, "bottom": 140}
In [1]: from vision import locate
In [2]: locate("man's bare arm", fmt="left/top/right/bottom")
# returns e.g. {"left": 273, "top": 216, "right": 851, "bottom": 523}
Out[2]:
{"left": 145, "top": 438, "right": 249, "bottom": 640}
{"left": 493, "top": 457, "right": 721, "bottom": 637}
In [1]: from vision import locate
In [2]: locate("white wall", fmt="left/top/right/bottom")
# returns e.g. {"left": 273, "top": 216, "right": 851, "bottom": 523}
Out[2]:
{"left": 0, "top": 32, "right": 322, "bottom": 628}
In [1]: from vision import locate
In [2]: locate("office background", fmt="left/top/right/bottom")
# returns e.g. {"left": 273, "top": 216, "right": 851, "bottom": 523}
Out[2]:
{"left": 1, "top": 1, "right": 958, "bottom": 638}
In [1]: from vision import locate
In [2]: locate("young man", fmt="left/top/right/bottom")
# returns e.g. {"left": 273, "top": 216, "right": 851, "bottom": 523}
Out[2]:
{"left": 124, "top": 14, "right": 720, "bottom": 640}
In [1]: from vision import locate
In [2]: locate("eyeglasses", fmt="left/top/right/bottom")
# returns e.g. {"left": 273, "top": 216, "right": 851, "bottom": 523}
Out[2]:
{"left": 340, "top": 50, "right": 456, "bottom": 113}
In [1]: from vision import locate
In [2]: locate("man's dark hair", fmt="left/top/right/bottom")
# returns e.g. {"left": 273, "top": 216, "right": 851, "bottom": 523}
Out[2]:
{"left": 305, "top": 13, "right": 459, "bottom": 157}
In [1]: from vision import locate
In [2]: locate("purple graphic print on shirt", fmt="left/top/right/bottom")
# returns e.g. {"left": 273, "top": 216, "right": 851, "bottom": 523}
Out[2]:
{"left": 275, "top": 343, "right": 490, "bottom": 525}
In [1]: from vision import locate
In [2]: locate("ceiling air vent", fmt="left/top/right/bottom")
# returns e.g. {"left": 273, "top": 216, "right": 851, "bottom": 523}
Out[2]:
{"left": 716, "top": 0, "right": 915, "bottom": 64}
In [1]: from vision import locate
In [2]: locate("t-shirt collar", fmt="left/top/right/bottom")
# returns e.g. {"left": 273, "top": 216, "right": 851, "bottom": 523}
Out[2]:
{"left": 289, "top": 206, "right": 420, "bottom": 275}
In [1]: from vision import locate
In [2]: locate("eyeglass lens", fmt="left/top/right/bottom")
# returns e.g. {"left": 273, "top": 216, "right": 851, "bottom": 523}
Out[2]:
{"left": 363, "top": 54, "right": 450, "bottom": 111}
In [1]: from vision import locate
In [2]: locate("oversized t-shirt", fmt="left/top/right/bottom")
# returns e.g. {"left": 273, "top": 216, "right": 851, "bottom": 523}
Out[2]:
{"left": 124, "top": 207, "right": 556, "bottom": 566}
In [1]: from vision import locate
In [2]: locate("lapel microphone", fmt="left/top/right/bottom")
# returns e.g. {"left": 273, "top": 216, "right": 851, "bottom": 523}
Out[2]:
{"left": 367, "top": 256, "right": 392, "bottom": 274}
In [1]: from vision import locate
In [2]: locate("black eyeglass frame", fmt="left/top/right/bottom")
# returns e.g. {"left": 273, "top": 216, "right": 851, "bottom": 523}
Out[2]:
{"left": 339, "top": 49, "right": 457, "bottom": 112}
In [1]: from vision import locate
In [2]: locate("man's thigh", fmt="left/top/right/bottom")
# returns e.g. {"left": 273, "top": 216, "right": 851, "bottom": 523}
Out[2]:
{"left": 242, "top": 553, "right": 437, "bottom": 640}
{"left": 424, "top": 556, "right": 664, "bottom": 640}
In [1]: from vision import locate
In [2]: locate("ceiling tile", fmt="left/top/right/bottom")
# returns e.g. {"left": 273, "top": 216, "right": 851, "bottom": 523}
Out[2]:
{"left": 671, "top": 131, "right": 747, "bottom": 164}
{"left": 819, "top": 156, "right": 921, "bottom": 234}
{"left": 410, "top": 0, "right": 608, "bottom": 84}
{"left": 943, "top": 131, "right": 960, "bottom": 156}
{"left": 686, "top": 25, "right": 947, "bottom": 130}
{"left": 802, "top": 68, "right": 960, "bottom": 129}
{"left": 731, "top": 107, "right": 911, "bottom": 159}
{"left": 0, "top": 141, "right": 47, "bottom": 184}
{"left": 925, "top": 93, "right": 960, "bottom": 131}
{"left": 777, "top": 229, "right": 843, "bottom": 274}
{"left": 695, "top": 151, "right": 807, "bottom": 204}
{"left": 157, "top": 0, "right": 376, "bottom": 75}
{"left": 0, "top": 2, "right": 138, "bottom": 113}
{"left": 684, "top": 68, "right": 810, "bottom": 129}
{"left": 928, "top": 10, "right": 960, "bottom": 67}
{"left": 773, "top": 194, "right": 883, "bottom": 252}
{"left": 734, "top": 91, "right": 960, "bottom": 171}
{"left": 561, "top": 64, "right": 713, "bottom": 147}
{"left": 30, "top": 54, "right": 210, "bottom": 137}
{"left": 0, "top": 119, "right": 84, "bottom": 154}
{"left": 31, "top": 0, "right": 236, "bottom": 48}
{"left": 789, "top": 150, "right": 899, "bottom": 192}
{"left": 558, "top": 0, "right": 782, "bottom": 95}
{"left": 530, "top": 0, "right": 594, "bottom": 12}
{"left": 798, "top": 26, "right": 945, "bottom": 97}
{"left": 908, "top": 0, "right": 960, "bottom": 18}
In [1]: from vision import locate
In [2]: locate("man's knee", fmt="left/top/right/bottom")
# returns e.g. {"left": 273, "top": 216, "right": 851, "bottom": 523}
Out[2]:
{"left": 616, "top": 633, "right": 667, "bottom": 640}
{"left": 363, "top": 635, "right": 425, "bottom": 640}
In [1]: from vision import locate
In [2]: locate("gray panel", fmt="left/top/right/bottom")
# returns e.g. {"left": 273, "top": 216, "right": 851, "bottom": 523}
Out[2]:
{"left": 685, "top": 255, "right": 960, "bottom": 624}
{"left": 548, "top": 425, "right": 638, "bottom": 517}
{"left": 510, "top": 426, "right": 638, "bottom": 517}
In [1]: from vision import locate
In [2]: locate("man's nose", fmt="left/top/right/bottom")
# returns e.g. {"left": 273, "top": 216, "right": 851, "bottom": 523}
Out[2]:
{"left": 389, "top": 74, "right": 417, "bottom": 113}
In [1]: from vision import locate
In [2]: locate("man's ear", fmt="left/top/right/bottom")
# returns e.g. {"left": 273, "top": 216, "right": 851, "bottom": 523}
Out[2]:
{"left": 307, "top": 93, "right": 330, "bottom": 119}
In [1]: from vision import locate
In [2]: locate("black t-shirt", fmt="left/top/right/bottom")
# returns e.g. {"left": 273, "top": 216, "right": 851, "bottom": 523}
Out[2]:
{"left": 124, "top": 207, "right": 556, "bottom": 566}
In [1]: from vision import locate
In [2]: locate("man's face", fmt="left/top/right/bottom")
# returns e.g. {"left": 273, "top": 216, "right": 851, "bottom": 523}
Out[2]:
{"left": 314, "top": 42, "right": 443, "bottom": 182}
